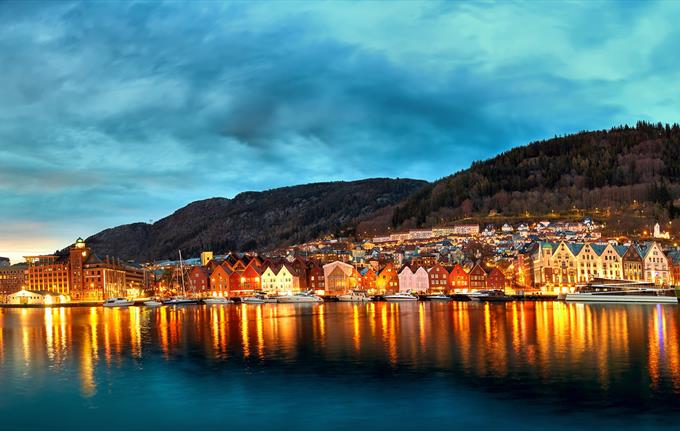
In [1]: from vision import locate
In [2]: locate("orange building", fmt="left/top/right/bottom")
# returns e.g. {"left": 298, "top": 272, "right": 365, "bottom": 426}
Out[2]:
{"left": 376, "top": 263, "right": 399, "bottom": 294}
{"left": 359, "top": 268, "right": 377, "bottom": 292}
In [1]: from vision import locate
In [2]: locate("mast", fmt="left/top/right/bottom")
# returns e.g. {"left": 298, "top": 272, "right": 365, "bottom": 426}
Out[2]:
{"left": 179, "top": 250, "right": 186, "bottom": 296}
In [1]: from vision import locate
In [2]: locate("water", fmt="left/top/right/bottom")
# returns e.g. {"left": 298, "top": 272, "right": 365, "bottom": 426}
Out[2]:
{"left": 0, "top": 301, "right": 679, "bottom": 430}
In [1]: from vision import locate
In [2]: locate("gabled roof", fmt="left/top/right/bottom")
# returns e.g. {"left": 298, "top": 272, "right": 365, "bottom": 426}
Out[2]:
{"left": 613, "top": 245, "right": 628, "bottom": 258}
{"left": 566, "top": 243, "right": 584, "bottom": 256}
{"left": 590, "top": 244, "right": 606, "bottom": 256}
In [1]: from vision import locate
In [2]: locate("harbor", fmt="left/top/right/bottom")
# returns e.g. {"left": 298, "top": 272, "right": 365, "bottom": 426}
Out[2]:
{"left": 0, "top": 301, "right": 679, "bottom": 430}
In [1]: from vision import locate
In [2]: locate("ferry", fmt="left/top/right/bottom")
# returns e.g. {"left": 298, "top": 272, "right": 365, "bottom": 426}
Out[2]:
{"left": 384, "top": 291, "right": 418, "bottom": 302}
{"left": 337, "top": 290, "right": 373, "bottom": 302}
{"left": 103, "top": 298, "right": 134, "bottom": 307}
{"left": 565, "top": 280, "right": 678, "bottom": 304}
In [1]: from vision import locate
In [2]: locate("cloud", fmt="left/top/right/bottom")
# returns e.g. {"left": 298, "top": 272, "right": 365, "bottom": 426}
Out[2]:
{"left": 1, "top": 0, "right": 680, "bottom": 261}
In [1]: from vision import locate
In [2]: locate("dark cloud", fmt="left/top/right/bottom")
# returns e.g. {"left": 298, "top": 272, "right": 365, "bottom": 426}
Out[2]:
{"left": 1, "top": 0, "right": 679, "bottom": 261}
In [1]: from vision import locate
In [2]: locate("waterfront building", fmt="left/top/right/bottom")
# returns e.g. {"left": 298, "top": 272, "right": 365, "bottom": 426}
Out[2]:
{"left": 486, "top": 267, "right": 509, "bottom": 291}
{"left": 427, "top": 263, "right": 449, "bottom": 293}
{"left": 448, "top": 263, "right": 470, "bottom": 291}
{"left": 307, "top": 263, "right": 325, "bottom": 293}
{"left": 0, "top": 263, "right": 27, "bottom": 300}
{"left": 228, "top": 258, "right": 262, "bottom": 296}
{"left": 376, "top": 263, "right": 399, "bottom": 294}
{"left": 275, "top": 263, "right": 302, "bottom": 295}
{"left": 187, "top": 266, "right": 210, "bottom": 296}
{"left": 7, "top": 289, "right": 68, "bottom": 305}
{"left": 468, "top": 264, "right": 487, "bottom": 290}
{"left": 323, "top": 261, "right": 357, "bottom": 295}
{"left": 638, "top": 242, "right": 671, "bottom": 285}
{"left": 209, "top": 264, "right": 232, "bottom": 296}
{"left": 398, "top": 265, "right": 429, "bottom": 293}
{"left": 23, "top": 238, "right": 148, "bottom": 301}
{"left": 358, "top": 268, "right": 376, "bottom": 292}
{"left": 622, "top": 246, "right": 644, "bottom": 281}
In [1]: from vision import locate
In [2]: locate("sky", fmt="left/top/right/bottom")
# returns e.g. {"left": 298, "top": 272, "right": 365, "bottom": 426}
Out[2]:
{"left": 2, "top": 0, "right": 680, "bottom": 263}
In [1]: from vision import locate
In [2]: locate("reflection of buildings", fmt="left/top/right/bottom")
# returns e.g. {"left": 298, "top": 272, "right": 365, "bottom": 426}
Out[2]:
{"left": 23, "top": 238, "right": 149, "bottom": 301}
{"left": 2, "top": 302, "right": 680, "bottom": 406}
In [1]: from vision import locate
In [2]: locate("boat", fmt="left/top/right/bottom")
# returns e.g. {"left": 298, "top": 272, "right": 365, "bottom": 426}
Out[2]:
{"left": 241, "top": 294, "right": 266, "bottom": 304}
{"left": 425, "top": 293, "right": 451, "bottom": 301}
{"left": 103, "top": 298, "right": 134, "bottom": 307}
{"left": 144, "top": 299, "right": 163, "bottom": 307}
{"left": 337, "top": 290, "right": 373, "bottom": 302}
{"left": 383, "top": 291, "right": 418, "bottom": 302}
{"left": 472, "top": 290, "right": 514, "bottom": 302}
{"left": 163, "top": 251, "right": 199, "bottom": 305}
{"left": 276, "top": 291, "right": 324, "bottom": 303}
{"left": 163, "top": 296, "right": 200, "bottom": 305}
{"left": 565, "top": 280, "right": 678, "bottom": 304}
{"left": 203, "top": 297, "right": 234, "bottom": 305}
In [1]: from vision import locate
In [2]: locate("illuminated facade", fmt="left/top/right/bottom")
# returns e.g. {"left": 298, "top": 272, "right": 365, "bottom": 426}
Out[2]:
{"left": 24, "top": 238, "right": 149, "bottom": 301}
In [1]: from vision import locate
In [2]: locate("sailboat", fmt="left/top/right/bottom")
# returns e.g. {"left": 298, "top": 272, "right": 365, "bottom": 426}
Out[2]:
{"left": 163, "top": 250, "right": 199, "bottom": 305}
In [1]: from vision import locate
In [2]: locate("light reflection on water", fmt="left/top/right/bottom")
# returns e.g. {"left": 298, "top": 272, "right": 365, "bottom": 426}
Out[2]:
{"left": 0, "top": 302, "right": 679, "bottom": 430}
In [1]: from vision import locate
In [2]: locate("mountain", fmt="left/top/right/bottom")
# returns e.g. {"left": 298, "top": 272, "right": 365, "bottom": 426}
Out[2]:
{"left": 86, "top": 178, "right": 426, "bottom": 261}
{"left": 389, "top": 121, "right": 680, "bottom": 235}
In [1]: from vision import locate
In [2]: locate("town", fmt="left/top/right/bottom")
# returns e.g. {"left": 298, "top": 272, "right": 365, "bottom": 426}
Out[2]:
{"left": 1, "top": 218, "right": 679, "bottom": 305}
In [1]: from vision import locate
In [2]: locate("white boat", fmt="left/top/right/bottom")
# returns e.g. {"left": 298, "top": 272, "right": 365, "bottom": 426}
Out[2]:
{"left": 426, "top": 294, "right": 451, "bottom": 301}
{"left": 337, "top": 290, "right": 373, "bottom": 302}
{"left": 565, "top": 281, "right": 678, "bottom": 304}
{"left": 144, "top": 299, "right": 163, "bottom": 307}
{"left": 203, "top": 297, "right": 234, "bottom": 305}
{"left": 276, "top": 291, "right": 323, "bottom": 303}
{"left": 384, "top": 291, "right": 418, "bottom": 302}
{"left": 103, "top": 298, "right": 134, "bottom": 307}
{"left": 241, "top": 295, "right": 265, "bottom": 304}
{"left": 471, "top": 290, "right": 513, "bottom": 302}
{"left": 163, "top": 296, "right": 199, "bottom": 305}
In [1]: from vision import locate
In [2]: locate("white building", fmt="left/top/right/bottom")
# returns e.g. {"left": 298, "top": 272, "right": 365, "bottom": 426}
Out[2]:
{"left": 398, "top": 266, "right": 429, "bottom": 293}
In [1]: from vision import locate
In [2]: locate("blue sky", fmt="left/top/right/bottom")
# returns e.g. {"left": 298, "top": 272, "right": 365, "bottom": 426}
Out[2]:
{"left": 2, "top": 0, "right": 680, "bottom": 262}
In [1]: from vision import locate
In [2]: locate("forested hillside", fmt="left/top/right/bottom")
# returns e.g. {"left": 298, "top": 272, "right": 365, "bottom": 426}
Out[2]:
{"left": 391, "top": 122, "right": 680, "bottom": 233}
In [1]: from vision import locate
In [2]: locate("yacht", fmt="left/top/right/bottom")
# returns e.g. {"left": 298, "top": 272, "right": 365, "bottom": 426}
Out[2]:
{"left": 337, "top": 291, "right": 373, "bottom": 302}
{"left": 383, "top": 291, "right": 418, "bottom": 302}
{"left": 276, "top": 291, "right": 324, "bottom": 303}
{"left": 425, "top": 293, "right": 451, "bottom": 301}
{"left": 565, "top": 281, "right": 678, "bottom": 304}
{"left": 144, "top": 299, "right": 163, "bottom": 307}
{"left": 103, "top": 298, "right": 134, "bottom": 307}
{"left": 203, "top": 297, "right": 234, "bottom": 305}
{"left": 242, "top": 294, "right": 266, "bottom": 304}
{"left": 163, "top": 296, "right": 199, "bottom": 305}
{"left": 472, "top": 290, "right": 513, "bottom": 302}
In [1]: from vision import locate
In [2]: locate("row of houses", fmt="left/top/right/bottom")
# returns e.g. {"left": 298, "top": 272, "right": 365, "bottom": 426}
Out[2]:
{"left": 519, "top": 241, "right": 676, "bottom": 292}
{"left": 179, "top": 253, "right": 513, "bottom": 297}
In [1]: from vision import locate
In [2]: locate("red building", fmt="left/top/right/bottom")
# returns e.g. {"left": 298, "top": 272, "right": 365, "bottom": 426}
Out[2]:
{"left": 486, "top": 267, "right": 509, "bottom": 291}
{"left": 428, "top": 263, "right": 449, "bottom": 293}
{"left": 307, "top": 263, "right": 325, "bottom": 292}
{"left": 187, "top": 266, "right": 210, "bottom": 296}
{"left": 210, "top": 264, "right": 232, "bottom": 296}
{"left": 228, "top": 259, "right": 262, "bottom": 296}
{"left": 0, "top": 263, "right": 27, "bottom": 298}
{"left": 447, "top": 264, "right": 469, "bottom": 291}
{"left": 468, "top": 264, "right": 487, "bottom": 290}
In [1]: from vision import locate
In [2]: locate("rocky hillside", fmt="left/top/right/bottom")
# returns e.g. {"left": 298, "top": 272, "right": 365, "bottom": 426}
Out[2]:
{"left": 86, "top": 178, "right": 426, "bottom": 261}
{"left": 390, "top": 122, "right": 680, "bottom": 234}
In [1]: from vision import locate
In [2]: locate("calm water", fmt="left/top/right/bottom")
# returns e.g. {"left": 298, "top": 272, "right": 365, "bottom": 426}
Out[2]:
{"left": 1, "top": 302, "right": 679, "bottom": 430}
